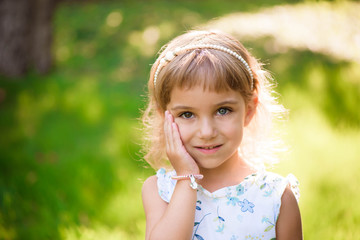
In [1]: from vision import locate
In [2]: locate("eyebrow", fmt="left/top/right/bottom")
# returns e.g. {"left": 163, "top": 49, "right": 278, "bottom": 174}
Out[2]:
{"left": 215, "top": 100, "right": 239, "bottom": 106}
{"left": 170, "top": 105, "right": 194, "bottom": 111}
{"left": 170, "top": 99, "right": 239, "bottom": 111}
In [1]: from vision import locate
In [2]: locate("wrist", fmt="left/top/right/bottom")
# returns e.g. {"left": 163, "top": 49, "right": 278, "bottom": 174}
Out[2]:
{"left": 171, "top": 173, "right": 203, "bottom": 181}
{"left": 175, "top": 167, "right": 200, "bottom": 176}
{"left": 171, "top": 173, "right": 203, "bottom": 190}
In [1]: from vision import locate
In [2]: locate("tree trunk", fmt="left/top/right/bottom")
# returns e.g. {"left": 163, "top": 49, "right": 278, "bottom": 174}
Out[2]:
{"left": 0, "top": 0, "right": 30, "bottom": 77}
{"left": 0, "top": 0, "right": 58, "bottom": 78}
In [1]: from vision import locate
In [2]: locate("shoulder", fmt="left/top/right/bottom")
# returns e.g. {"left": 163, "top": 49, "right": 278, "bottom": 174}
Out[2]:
{"left": 142, "top": 175, "right": 158, "bottom": 199}
{"left": 142, "top": 168, "right": 177, "bottom": 204}
{"left": 275, "top": 186, "right": 303, "bottom": 239}
{"left": 142, "top": 175, "right": 160, "bottom": 208}
{"left": 154, "top": 168, "right": 177, "bottom": 203}
{"left": 263, "top": 171, "right": 302, "bottom": 239}
{"left": 142, "top": 174, "right": 166, "bottom": 211}
{"left": 142, "top": 174, "right": 169, "bottom": 215}
{"left": 261, "top": 171, "right": 300, "bottom": 202}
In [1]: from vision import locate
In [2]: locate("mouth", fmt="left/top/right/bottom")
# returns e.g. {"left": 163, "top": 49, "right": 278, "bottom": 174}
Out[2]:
{"left": 195, "top": 144, "right": 222, "bottom": 154}
{"left": 199, "top": 145, "right": 221, "bottom": 149}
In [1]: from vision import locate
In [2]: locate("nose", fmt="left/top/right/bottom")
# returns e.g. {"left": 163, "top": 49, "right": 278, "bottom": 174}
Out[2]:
{"left": 198, "top": 117, "right": 217, "bottom": 140}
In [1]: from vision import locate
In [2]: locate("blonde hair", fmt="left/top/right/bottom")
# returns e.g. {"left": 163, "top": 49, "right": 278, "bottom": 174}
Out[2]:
{"left": 141, "top": 30, "right": 287, "bottom": 170}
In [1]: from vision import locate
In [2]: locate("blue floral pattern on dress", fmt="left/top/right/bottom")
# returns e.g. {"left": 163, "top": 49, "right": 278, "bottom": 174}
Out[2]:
{"left": 226, "top": 197, "right": 241, "bottom": 206}
{"left": 236, "top": 184, "right": 245, "bottom": 196}
{"left": 239, "top": 199, "right": 255, "bottom": 213}
{"left": 262, "top": 216, "right": 275, "bottom": 232}
{"left": 213, "top": 206, "right": 225, "bottom": 233}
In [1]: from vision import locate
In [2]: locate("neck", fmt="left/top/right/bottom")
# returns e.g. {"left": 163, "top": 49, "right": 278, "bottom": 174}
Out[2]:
{"left": 198, "top": 155, "right": 256, "bottom": 192}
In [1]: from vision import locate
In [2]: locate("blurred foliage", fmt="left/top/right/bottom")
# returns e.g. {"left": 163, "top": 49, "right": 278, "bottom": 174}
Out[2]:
{"left": 0, "top": 0, "right": 359, "bottom": 239}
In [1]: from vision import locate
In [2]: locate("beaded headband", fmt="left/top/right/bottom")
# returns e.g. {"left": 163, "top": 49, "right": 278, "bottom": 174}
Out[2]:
{"left": 153, "top": 44, "right": 254, "bottom": 90}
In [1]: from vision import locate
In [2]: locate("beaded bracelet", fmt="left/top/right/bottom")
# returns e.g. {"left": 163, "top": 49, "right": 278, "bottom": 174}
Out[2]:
{"left": 171, "top": 174, "right": 204, "bottom": 190}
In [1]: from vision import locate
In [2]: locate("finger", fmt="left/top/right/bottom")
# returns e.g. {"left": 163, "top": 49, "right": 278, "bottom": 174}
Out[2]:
{"left": 164, "top": 111, "right": 171, "bottom": 150}
{"left": 164, "top": 111, "right": 175, "bottom": 153}
{"left": 167, "top": 112, "right": 177, "bottom": 152}
{"left": 171, "top": 121, "right": 196, "bottom": 166}
{"left": 171, "top": 121, "right": 191, "bottom": 160}
{"left": 171, "top": 122, "right": 183, "bottom": 150}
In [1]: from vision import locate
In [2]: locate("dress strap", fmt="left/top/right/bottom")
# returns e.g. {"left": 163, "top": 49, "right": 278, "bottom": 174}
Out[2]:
{"left": 267, "top": 172, "right": 300, "bottom": 222}
{"left": 284, "top": 173, "right": 300, "bottom": 202}
{"left": 156, "top": 168, "right": 177, "bottom": 203}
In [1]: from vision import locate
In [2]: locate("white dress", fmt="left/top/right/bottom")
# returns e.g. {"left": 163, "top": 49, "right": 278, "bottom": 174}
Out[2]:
{"left": 156, "top": 168, "right": 300, "bottom": 240}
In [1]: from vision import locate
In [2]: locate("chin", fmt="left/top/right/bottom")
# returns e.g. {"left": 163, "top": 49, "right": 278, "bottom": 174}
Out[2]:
{"left": 195, "top": 158, "right": 226, "bottom": 170}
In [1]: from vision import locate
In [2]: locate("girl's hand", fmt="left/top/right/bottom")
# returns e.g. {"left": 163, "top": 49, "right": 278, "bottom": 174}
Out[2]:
{"left": 164, "top": 111, "right": 199, "bottom": 175}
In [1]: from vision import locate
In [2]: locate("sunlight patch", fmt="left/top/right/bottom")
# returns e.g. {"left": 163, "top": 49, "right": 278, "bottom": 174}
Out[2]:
{"left": 60, "top": 225, "right": 128, "bottom": 240}
{"left": 204, "top": 2, "right": 360, "bottom": 63}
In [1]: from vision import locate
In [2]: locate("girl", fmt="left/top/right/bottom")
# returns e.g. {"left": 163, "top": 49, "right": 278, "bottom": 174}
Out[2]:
{"left": 141, "top": 30, "right": 302, "bottom": 240}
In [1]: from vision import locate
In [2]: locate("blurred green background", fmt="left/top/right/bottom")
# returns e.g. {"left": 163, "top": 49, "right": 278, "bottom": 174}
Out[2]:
{"left": 1, "top": 0, "right": 360, "bottom": 239}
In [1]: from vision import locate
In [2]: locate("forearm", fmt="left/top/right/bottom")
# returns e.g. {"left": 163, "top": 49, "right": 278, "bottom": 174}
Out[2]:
{"left": 148, "top": 180, "right": 197, "bottom": 240}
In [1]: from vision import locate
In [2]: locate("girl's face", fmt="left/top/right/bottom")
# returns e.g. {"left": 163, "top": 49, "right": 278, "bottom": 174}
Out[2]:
{"left": 167, "top": 85, "right": 255, "bottom": 171}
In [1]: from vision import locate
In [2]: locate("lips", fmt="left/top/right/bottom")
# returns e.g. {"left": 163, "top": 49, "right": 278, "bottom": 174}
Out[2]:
{"left": 201, "top": 145, "right": 220, "bottom": 149}
{"left": 195, "top": 144, "right": 222, "bottom": 154}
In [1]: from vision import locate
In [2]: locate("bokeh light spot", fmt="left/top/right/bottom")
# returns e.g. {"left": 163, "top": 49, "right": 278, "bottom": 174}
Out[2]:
{"left": 106, "top": 11, "right": 123, "bottom": 28}
{"left": 142, "top": 26, "right": 160, "bottom": 46}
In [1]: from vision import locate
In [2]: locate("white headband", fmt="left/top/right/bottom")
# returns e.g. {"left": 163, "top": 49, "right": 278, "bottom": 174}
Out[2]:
{"left": 153, "top": 44, "right": 254, "bottom": 90}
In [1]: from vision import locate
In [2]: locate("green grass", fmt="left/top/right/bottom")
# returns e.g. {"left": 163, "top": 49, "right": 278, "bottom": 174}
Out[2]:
{"left": 0, "top": 0, "right": 359, "bottom": 239}
{"left": 274, "top": 102, "right": 360, "bottom": 239}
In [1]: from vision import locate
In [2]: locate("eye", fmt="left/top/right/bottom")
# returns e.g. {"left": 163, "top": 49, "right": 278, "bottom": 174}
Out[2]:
{"left": 180, "top": 112, "right": 194, "bottom": 119}
{"left": 217, "top": 107, "right": 231, "bottom": 116}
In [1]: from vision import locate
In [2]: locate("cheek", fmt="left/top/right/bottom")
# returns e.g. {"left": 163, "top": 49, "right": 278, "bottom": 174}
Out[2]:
{"left": 176, "top": 122, "right": 192, "bottom": 143}
{"left": 225, "top": 121, "right": 244, "bottom": 140}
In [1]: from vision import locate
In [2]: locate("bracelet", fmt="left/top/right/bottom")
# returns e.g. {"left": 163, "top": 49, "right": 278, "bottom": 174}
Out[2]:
{"left": 171, "top": 174, "right": 204, "bottom": 180}
{"left": 171, "top": 174, "right": 203, "bottom": 190}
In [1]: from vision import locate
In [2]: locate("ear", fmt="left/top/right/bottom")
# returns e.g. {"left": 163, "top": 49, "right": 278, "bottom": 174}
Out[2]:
{"left": 244, "top": 94, "right": 258, "bottom": 127}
